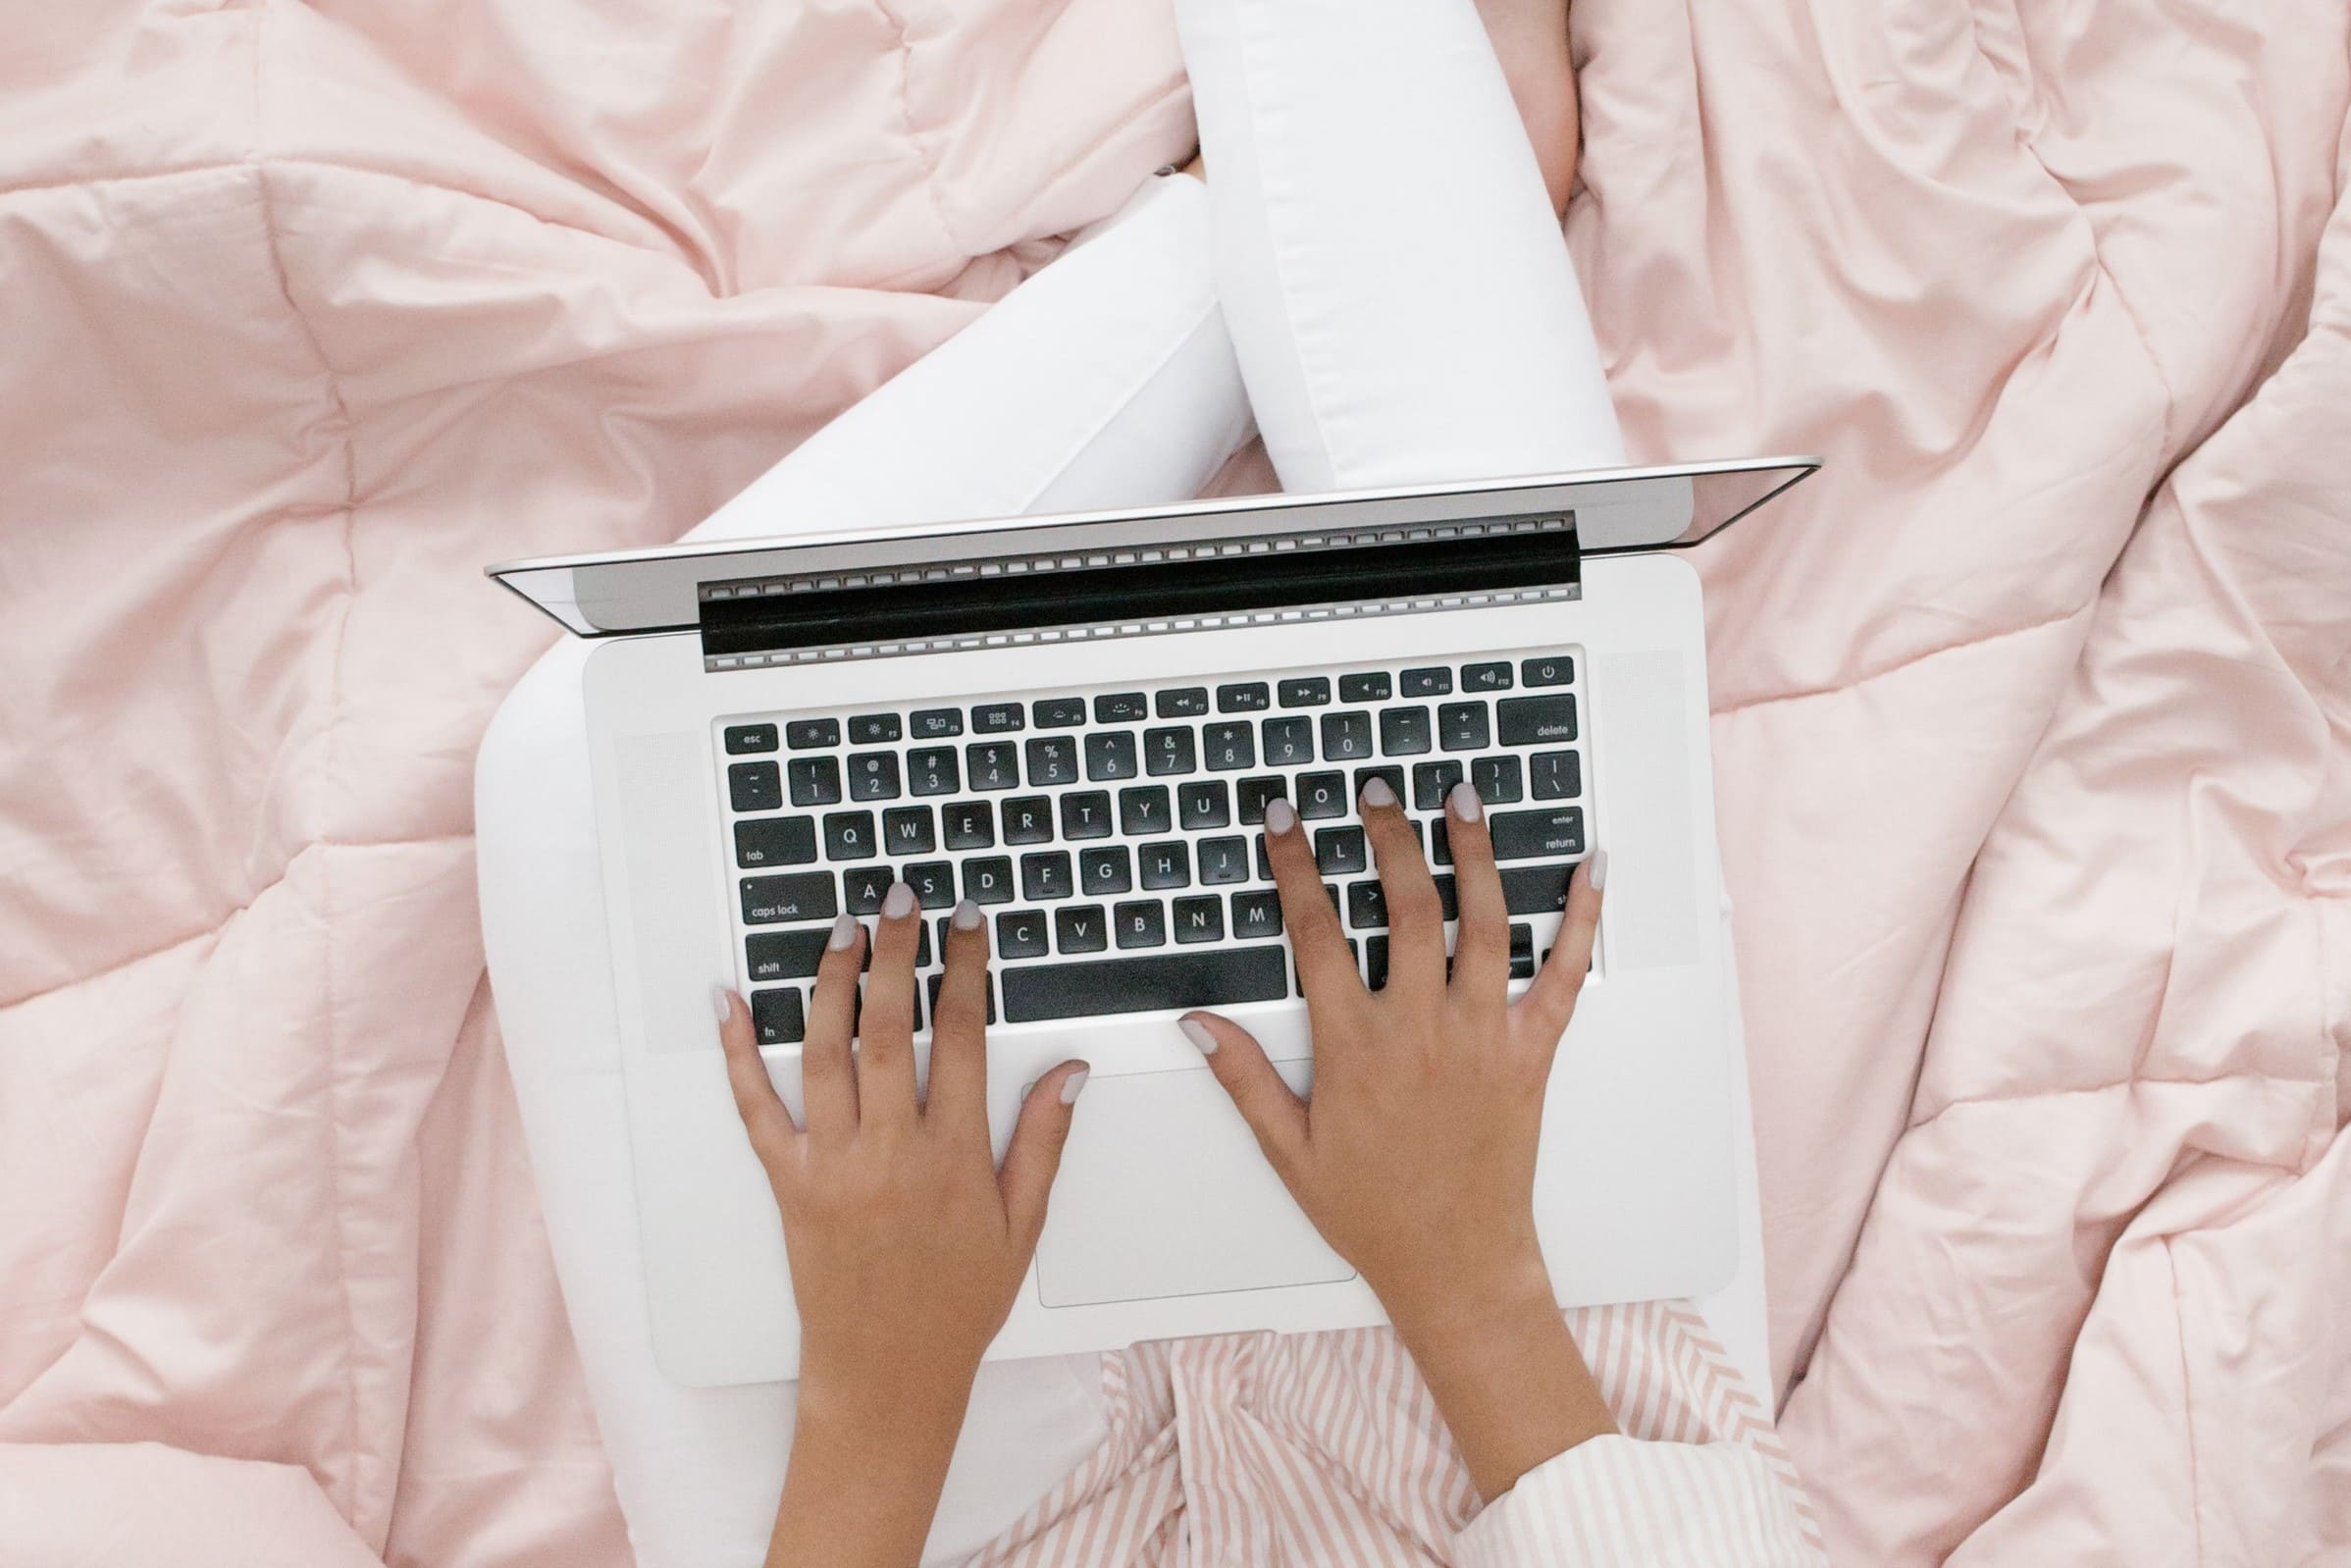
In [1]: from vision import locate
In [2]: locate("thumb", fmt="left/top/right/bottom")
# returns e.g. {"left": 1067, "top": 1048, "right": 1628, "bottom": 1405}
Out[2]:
{"left": 1178, "top": 1013, "right": 1309, "bottom": 1175}
{"left": 999, "top": 1060, "right": 1089, "bottom": 1255}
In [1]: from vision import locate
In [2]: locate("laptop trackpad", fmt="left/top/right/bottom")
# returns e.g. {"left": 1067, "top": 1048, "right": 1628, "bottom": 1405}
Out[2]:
{"left": 1034, "top": 1062, "right": 1354, "bottom": 1307}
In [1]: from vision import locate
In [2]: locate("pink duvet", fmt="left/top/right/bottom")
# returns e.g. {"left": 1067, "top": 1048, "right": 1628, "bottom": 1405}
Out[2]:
{"left": 1, "top": 1, "right": 2344, "bottom": 1563}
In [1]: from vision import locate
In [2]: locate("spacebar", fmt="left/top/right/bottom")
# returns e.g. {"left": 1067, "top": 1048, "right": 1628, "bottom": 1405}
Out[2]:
{"left": 1001, "top": 949, "right": 1289, "bottom": 1023}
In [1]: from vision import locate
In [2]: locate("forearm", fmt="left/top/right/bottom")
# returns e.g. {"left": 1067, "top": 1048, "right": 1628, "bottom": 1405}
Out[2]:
{"left": 765, "top": 1377, "right": 969, "bottom": 1568}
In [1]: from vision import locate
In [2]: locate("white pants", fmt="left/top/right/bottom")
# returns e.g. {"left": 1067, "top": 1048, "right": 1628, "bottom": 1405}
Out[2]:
{"left": 476, "top": 1, "right": 1644, "bottom": 1562}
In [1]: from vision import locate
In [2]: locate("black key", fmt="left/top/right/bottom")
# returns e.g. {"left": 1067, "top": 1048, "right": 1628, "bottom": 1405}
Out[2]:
{"left": 1366, "top": 933, "right": 1389, "bottom": 989}
{"left": 1020, "top": 851, "right": 1073, "bottom": 902}
{"left": 1156, "top": 687, "right": 1211, "bottom": 718}
{"left": 735, "top": 816, "right": 816, "bottom": 868}
{"left": 943, "top": 801, "right": 995, "bottom": 851}
{"left": 1202, "top": 721, "right": 1256, "bottom": 771}
{"left": 1115, "top": 900, "right": 1167, "bottom": 949}
{"left": 924, "top": 971, "right": 997, "bottom": 1027}
{"left": 907, "top": 748, "right": 960, "bottom": 796}
{"left": 1179, "top": 780, "right": 1231, "bottom": 830}
{"left": 747, "top": 929, "right": 828, "bottom": 982}
{"left": 1001, "top": 946, "right": 1288, "bottom": 1022}
{"left": 1094, "top": 691, "right": 1149, "bottom": 724}
{"left": 1118, "top": 786, "right": 1172, "bottom": 836}
{"left": 847, "top": 751, "right": 901, "bottom": 802}
{"left": 751, "top": 988, "right": 806, "bottom": 1044}
{"left": 1279, "top": 677, "right": 1332, "bottom": 707}
{"left": 729, "top": 760, "right": 782, "bottom": 811}
{"left": 1001, "top": 795, "right": 1055, "bottom": 846}
{"left": 1433, "top": 873, "right": 1459, "bottom": 920}
{"left": 1348, "top": 880, "right": 1388, "bottom": 930}
{"left": 1353, "top": 765, "right": 1405, "bottom": 806}
{"left": 1500, "top": 862, "right": 1574, "bottom": 915}
{"left": 842, "top": 863, "right": 893, "bottom": 915}
{"left": 1401, "top": 666, "right": 1453, "bottom": 697}
{"left": 1431, "top": 816, "right": 1452, "bottom": 866}
{"left": 1439, "top": 703, "right": 1490, "bottom": 752}
{"left": 1262, "top": 716, "right": 1315, "bottom": 765}
{"left": 823, "top": 810, "right": 877, "bottom": 861}
{"left": 1138, "top": 839, "right": 1190, "bottom": 890}
{"left": 1080, "top": 845, "right": 1132, "bottom": 895}
{"left": 905, "top": 861, "right": 956, "bottom": 909}
{"left": 1230, "top": 889, "right": 1283, "bottom": 939}
{"left": 849, "top": 713, "right": 902, "bottom": 745}
{"left": 785, "top": 718, "right": 840, "bottom": 750}
{"left": 1531, "top": 750, "right": 1583, "bottom": 800}
{"left": 741, "top": 872, "right": 836, "bottom": 924}
{"left": 916, "top": 921, "right": 934, "bottom": 967}
{"left": 908, "top": 708, "right": 964, "bottom": 742}
{"left": 1144, "top": 726, "right": 1198, "bottom": 776}
{"left": 1320, "top": 711, "right": 1374, "bottom": 760}
{"left": 1315, "top": 826, "right": 1368, "bottom": 875}
{"left": 1490, "top": 807, "right": 1586, "bottom": 861}
{"left": 1025, "top": 735, "right": 1080, "bottom": 785}
{"left": 1295, "top": 771, "right": 1348, "bottom": 820}
{"left": 1084, "top": 731, "right": 1140, "bottom": 781}
{"left": 1521, "top": 654, "right": 1575, "bottom": 688}
{"left": 1173, "top": 895, "right": 1224, "bottom": 944}
{"left": 1473, "top": 756, "right": 1524, "bottom": 804}
{"left": 963, "top": 856, "right": 1015, "bottom": 904}
{"left": 967, "top": 741, "right": 1021, "bottom": 791}
{"left": 1461, "top": 660, "right": 1514, "bottom": 692}
{"left": 1498, "top": 695, "right": 1578, "bottom": 746}
{"left": 996, "top": 910, "right": 1051, "bottom": 960}
{"left": 788, "top": 757, "right": 843, "bottom": 807}
{"left": 1379, "top": 706, "right": 1432, "bottom": 756}
{"left": 1060, "top": 791, "right": 1115, "bottom": 840}
{"left": 1032, "top": 697, "right": 1087, "bottom": 729}
{"left": 1413, "top": 759, "right": 1465, "bottom": 811}
{"left": 1054, "top": 904, "right": 1110, "bottom": 955}
{"left": 883, "top": 806, "right": 935, "bottom": 856}
{"left": 972, "top": 702, "right": 1025, "bottom": 734}
{"left": 725, "top": 724, "right": 778, "bottom": 754}
{"left": 1339, "top": 672, "right": 1392, "bottom": 704}
{"left": 1510, "top": 922, "right": 1537, "bottom": 978}
{"left": 1198, "top": 835, "right": 1251, "bottom": 886}
{"left": 1236, "top": 775, "right": 1288, "bottom": 825}
{"left": 1217, "top": 681, "right": 1271, "bottom": 712}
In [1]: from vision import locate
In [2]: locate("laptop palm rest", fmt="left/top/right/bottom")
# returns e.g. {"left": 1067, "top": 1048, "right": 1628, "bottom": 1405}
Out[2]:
{"left": 1034, "top": 1060, "right": 1354, "bottom": 1308}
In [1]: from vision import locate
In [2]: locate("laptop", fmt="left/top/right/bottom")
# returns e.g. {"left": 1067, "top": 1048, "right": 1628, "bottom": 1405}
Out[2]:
{"left": 489, "top": 457, "right": 1817, "bottom": 1386}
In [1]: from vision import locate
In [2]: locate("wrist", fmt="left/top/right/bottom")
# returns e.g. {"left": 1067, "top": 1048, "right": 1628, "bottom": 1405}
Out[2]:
{"left": 1371, "top": 1228, "right": 1554, "bottom": 1349}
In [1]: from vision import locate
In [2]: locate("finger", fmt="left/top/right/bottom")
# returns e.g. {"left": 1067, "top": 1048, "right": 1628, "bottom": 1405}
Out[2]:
{"left": 1262, "top": 798, "right": 1358, "bottom": 1005}
{"left": 924, "top": 900, "right": 993, "bottom": 1137}
{"left": 1519, "top": 849, "right": 1605, "bottom": 1043}
{"left": 1443, "top": 781, "right": 1511, "bottom": 998}
{"left": 715, "top": 986, "right": 798, "bottom": 1155}
{"left": 855, "top": 882, "right": 923, "bottom": 1129}
{"left": 998, "top": 1059, "right": 1090, "bottom": 1256}
{"left": 1357, "top": 775, "right": 1444, "bottom": 994}
{"left": 1177, "top": 1012, "right": 1309, "bottom": 1175}
{"left": 801, "top": 913, "right": 863, "bottom": 1141}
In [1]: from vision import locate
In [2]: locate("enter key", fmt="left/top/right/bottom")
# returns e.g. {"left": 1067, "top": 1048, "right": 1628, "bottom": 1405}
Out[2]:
{"left": 1488, "top": 807, "right": 1588, "bottom": 861}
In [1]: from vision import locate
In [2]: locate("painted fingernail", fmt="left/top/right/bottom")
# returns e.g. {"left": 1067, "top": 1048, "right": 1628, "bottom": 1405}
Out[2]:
{"left": 952, "top": 898, "right": 984, "bottom": 931}
{"left": 1587, "top": 848, "right": 1608, "bottom": 891}
{"left": 712, "top": 985, "right": 736, "bottom": 1023}
{"left": 1448, "top": 780, "right": 1483, "bottom": 822}
{"left": 882, "top": 881, "right": 915, "bottom": 919}
{"left": 1360, "top": 775, "right": 1396, "bottom": 810}
{"left": 1060, "top": 1067, "right": 1091, "bottom": 1105}
{"left": 1264, "top": 798, "right": 1298, "bottom": 835}
{"left": 827, "top": 912, "right": 859, "bottom": 950}
{"left": 1178, "top": 1018, "right": 1219, "bottom": 1055}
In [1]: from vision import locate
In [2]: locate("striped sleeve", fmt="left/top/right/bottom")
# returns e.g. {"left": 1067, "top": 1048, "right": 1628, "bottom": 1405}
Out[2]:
{"left": 1451, "top": 1437, "right": 1828, "bottom": 1568}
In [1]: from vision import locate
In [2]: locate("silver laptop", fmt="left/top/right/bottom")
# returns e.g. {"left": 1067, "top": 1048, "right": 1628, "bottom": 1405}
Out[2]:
{"left": 489, "top": 457, "right": 1816, "bottom": 1386}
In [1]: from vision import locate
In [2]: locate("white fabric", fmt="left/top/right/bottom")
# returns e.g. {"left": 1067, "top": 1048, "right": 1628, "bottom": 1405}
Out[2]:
{"left": 1456, "top": 1438, "right": 1823, "bottom": 1568}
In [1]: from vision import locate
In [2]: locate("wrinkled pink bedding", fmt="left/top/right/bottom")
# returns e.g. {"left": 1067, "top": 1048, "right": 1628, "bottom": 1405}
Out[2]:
{"left": 1, "top": 1, "right": 2343, "bottom": 1563}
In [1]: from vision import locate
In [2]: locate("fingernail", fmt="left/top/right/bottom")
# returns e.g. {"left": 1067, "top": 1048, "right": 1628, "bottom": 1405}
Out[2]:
{"left": 1264, "top": 798, "right": 1297, "bottom": 835}
{"left": 712, "top": 985, "right": 736, "bottom": 1023}
{"left": 1060, "top": 1067, "right": 1091, "bottom": 1105}
{"left": 1587, "top": 848, "right": 1608, "bottom": 891}
{"left": 1448, "top": 780, "right": 1483, "bottom": 822}
{"left": 827, "top": 912, "right": 859, "bottom": 950}
{"left": 882, "top": 881, "right": 915, "bottom": 919}
{"left": 952, "top": 898, "right": 983, "bottom": 931}
{"left": 1360, "top": 776, "right": 1396, "bottom": 810}
{"left": 1178, "top": 1018, "right": 1219, "bottom": 1056}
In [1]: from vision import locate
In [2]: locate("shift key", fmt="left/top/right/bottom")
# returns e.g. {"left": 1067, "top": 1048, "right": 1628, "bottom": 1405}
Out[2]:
{"left": 1489, "top": 807, "right": 1586, "bottom": 861}
{"left": 741, "top": 872, "right": 837, "bottom": 924}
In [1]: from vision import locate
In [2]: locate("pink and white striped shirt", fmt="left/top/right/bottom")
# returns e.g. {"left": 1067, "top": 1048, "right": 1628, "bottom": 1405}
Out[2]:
{"left": 964, "top": 1301, "right": 1826, "bottom": 1566}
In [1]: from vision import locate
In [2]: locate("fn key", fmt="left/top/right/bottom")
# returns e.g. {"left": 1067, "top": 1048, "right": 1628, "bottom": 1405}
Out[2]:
{"left": 751, "top": 988, "right": 806, "bottom": 1044}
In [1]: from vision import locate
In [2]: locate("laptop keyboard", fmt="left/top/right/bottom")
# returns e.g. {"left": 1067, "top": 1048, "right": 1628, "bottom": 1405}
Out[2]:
{"left": 719, "top": 650, "right": 1589, "bottom": 1045}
